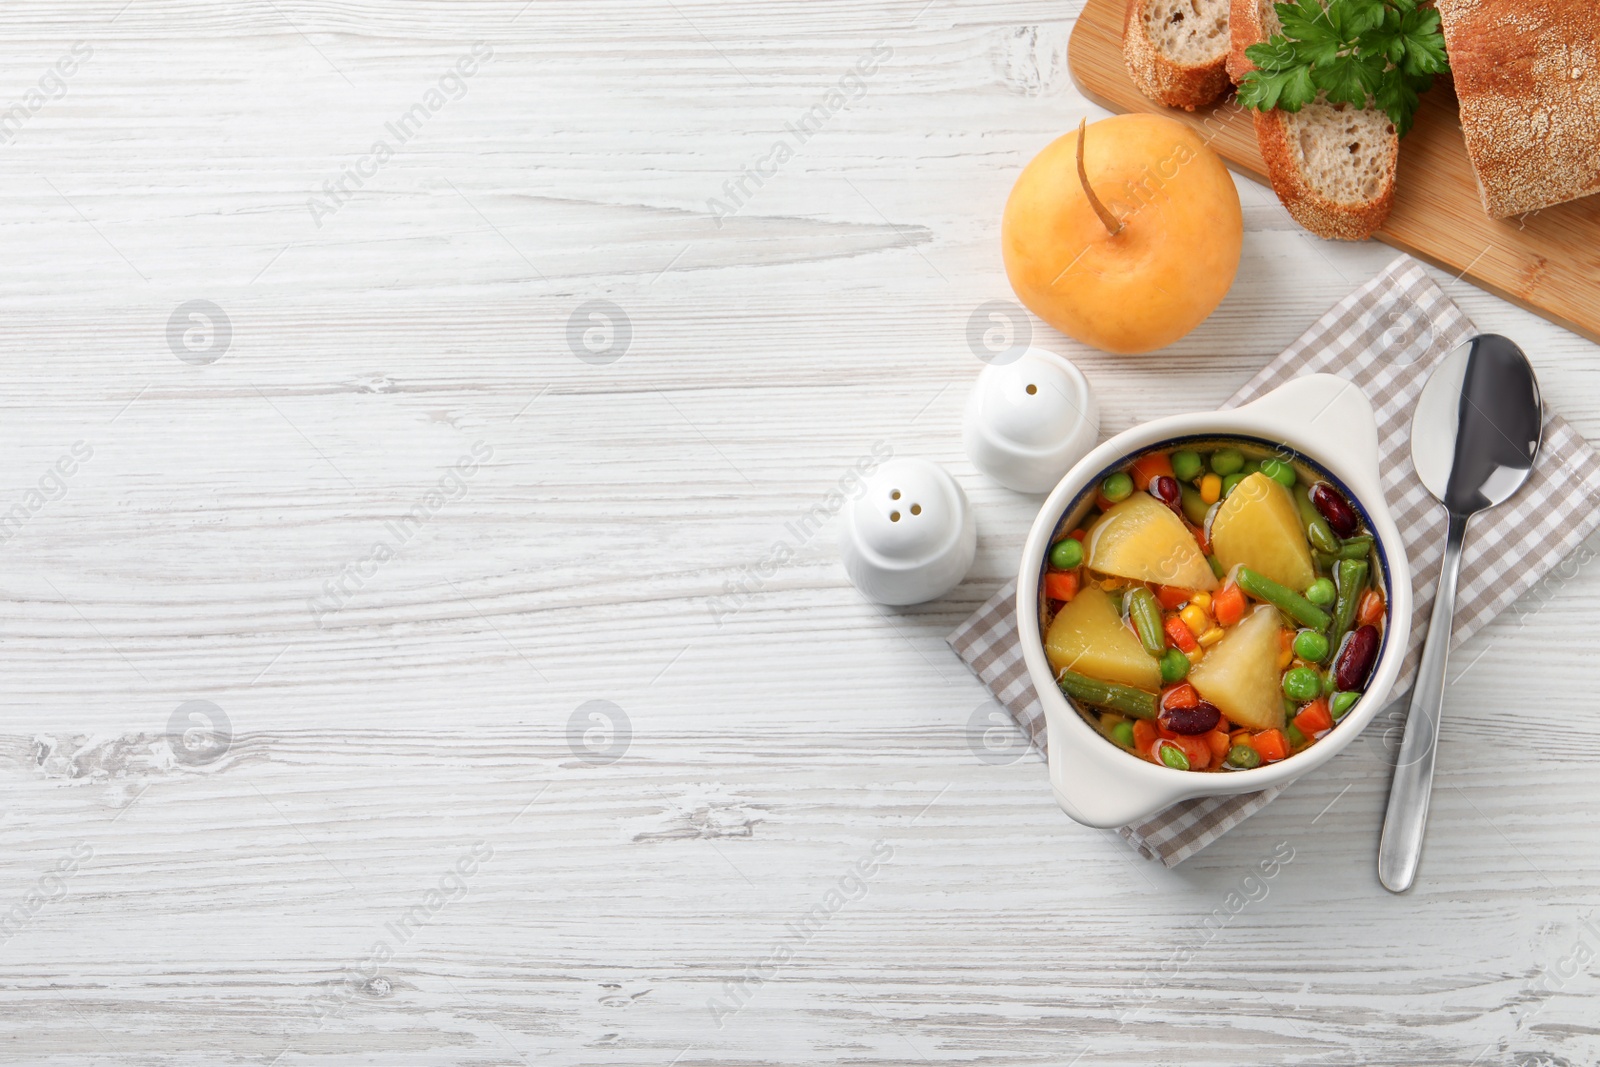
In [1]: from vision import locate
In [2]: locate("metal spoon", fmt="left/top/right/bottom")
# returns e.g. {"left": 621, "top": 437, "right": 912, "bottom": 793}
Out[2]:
{"left": 1378, "top": 334, "right": 1542, "bottom": 893}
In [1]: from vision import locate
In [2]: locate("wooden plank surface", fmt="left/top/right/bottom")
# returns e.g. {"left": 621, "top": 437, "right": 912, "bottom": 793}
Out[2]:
{"left": 1068, "top": 0, "right": 1600, "bottom": 345}
{"left": 0, "top": 2, "right": 1599, "bottom": 1065}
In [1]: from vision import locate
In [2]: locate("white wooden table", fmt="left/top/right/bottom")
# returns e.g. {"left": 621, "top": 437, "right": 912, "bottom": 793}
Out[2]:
{"left": 2, "top": 3, "right": 1598, "bottom": 1064}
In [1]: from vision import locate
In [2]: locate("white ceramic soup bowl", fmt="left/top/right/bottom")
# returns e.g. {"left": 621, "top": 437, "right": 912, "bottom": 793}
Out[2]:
{"left": 1016, "top": 374, "right": 1413, "bottom": 828}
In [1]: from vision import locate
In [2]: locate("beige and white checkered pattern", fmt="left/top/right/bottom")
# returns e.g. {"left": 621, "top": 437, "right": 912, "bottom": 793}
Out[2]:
{"left": 949, "top": 256, "right": 1600, "bottom": 866}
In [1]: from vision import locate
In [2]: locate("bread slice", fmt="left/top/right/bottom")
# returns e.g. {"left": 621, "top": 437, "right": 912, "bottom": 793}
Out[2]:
{"left": 1123, "top": 0, "right": 1231, "bottom": 111}
{"left": 1436, "top": 0, "right": 1600, "bottom": 218}
{"left": 1231, "top": 0, "right": 1398, "bottom": 240}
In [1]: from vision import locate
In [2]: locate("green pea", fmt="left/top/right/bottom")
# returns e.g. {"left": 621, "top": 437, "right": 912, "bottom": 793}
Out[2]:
{"left": 1240, "top": 459, "right": 1261, "bottom": 477}
{"left": 1101, "top": 471, "right": 1133, "bottom": 502}
{"left": 1226, "top": 744, "right": 1261, "bottom": 769}
{"left": 1282, "top": 666, "right": 1321, "bottom": 702}
{"left": 1180, "top": 484, "right": 1210, "bottom": 525}
{"left": 1260, "top": 458, "right": 1297, "bottom": 487}
{"left": 1159, "top": 647, "right": 1190, "bottom": 684}
{"left": 1293, "top": 629, "right": 1329, "bottom": 662}
{"left": 1207, "top": 554, "right": 1225, "bottom": 579}
{"left": 1171, "top": 450, "right": 1203, "bottom": 482}
{"left": 1331, "top": 691, "right": 1360, "bottom": 720}
{"left": 1158, "top": 742, "right": 1191, "bottom": 771}
{"left": 1286, "top": 723, "right": 1307, "bottom": 747}
{"left": 1050, "top": 538, "right": 1084, "bottom": 570}
{"left": 1221, "top": 473, "right": 1245, "bottom": 498}
{"left": 1210, "top": 448, "right": 1244, "bottom": 476}
{"left": 1305, "top": 577, "right": 1336, "bottom": 606}
{"left": 1111, "top": 720, "right": 1135, "bottom": 748}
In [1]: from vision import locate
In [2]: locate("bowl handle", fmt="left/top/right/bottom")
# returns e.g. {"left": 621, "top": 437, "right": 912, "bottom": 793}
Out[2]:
{"left": 1044, "top": 714, "right": 1187, "bottom": 829}
{"left": 1234, "top": 374, "right": 1381, "bottom": 491}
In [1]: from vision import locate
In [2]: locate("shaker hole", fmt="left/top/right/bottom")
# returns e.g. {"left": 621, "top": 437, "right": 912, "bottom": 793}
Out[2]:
{"left": 890, "top": 490, "right": 901, "bottom": 500}
{"left": 1025, "top": 383, "right": 1037, "bottom": 395}
{"left": 910, "top": 504, "right": 922, "bottom": 516}
{"left": 890, "top": 511, "right": 901, "bottom": 522}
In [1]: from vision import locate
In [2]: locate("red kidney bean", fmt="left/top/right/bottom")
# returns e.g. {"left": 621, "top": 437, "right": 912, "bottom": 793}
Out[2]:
{"left": 1149, "top": 475, "right": 1181, "bottom": 511}
{"left": 1333, "top": 624, "right": 1379, "bottom": 691}
{"left": 1159, "top": 699, "right": 1221, "bottom": 735}
{"left": 1309, "top": 481, "right": 1359, "bottom": 538}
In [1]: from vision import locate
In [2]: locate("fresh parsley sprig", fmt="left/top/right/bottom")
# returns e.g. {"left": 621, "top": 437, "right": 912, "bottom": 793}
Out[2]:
{"left": 1236, "top": 0, "right": 1450, "bottom": 137}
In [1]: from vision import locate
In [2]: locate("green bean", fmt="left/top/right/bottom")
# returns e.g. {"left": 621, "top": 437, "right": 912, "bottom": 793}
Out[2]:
{"left": 1126, "top": 588, "right": 1165, "bottom": 657}
{"left": 1308, "top": 519, "right": 1341, "bottom": 555}
{"left": 1207, "top": 554, "right": 1225, "bottom": 579}
{"left": 1180, "top": 484, "right": 1210, "bottom": 525}
{"left": 1235, "top": 566, "right": 1332, "bottom": 630}
{"left": 1329, "top": 558, "right": 1369, "bottom": 652}
{"left": 1285, "top": 723, "right": 1307, "bottom": 747}
{"left": 1157, "top": 742, "right": 1191, "bottom": 770}
{"left": 1336, "top": 535, "right": 1374, "bottom": 560}
{"left": 1295, "top": 486, "right": 1341, "bottom": 553}
{"left": 1057, "top": 669, "right": 1158, "bottom": 720}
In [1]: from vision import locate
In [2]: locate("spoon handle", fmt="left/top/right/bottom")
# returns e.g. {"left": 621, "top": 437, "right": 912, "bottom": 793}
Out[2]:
{"left": 1378, "top": 510, "right": 1468, "bottom": 893}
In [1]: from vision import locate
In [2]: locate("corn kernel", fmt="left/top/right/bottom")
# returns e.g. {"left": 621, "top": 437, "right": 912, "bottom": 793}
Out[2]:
{"left": 1190, "top": 591, "right": 1212, "bottom": 613}
{"left": 1179, "top": 605, "right": 1210, "bottom": 635}
{"left": 1199, "top": 473, "right": 1222, "bottom": 504}
{"left": 1197, "top": 626, "right": 1225, "bottom": 647}
{"left": 1185, "top": 647, "right": 1205, "bottom": 665}
{"left": 1276, "top": 646, "right": 1294, "bottom": 670}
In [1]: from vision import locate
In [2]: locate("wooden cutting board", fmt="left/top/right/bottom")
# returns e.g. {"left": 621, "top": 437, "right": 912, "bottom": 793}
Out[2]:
{"left": 1068, "top": 0, "right": 1600, "bottom": 345}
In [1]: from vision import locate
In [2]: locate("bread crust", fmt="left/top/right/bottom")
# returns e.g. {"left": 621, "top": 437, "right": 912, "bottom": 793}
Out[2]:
{"left": 1436, "top": 0, "right": 1600, "bottom": 217}
{"left": 1226, "top": 0, "right": 1266, "bottom": 83}
{"left": 1253, "top": 108, "right": 1396, "bottom": 240}
{"left": 1122, "top": 0, "right": 1231, "bottom": 111}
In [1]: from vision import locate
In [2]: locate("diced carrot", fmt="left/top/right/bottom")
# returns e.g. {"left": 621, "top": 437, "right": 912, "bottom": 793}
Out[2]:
{"left": 1164, "top": 615, "right": 1198, "bottom": 652}
{"left": 1212, "top": 583, "right": 1247, "bottom": 627}
{"left": 1253, "top": 729, "right": 1289, "bottom": 763}
{"left": 1357, "top": 589, "right": 1386, "bottom": 627}
{"left": 1192, "top": 522, "right": 1212, "bottom": 556}
{"left": 1155, "top": 585, "right": 1191, "bottom": 611}
{"left": 1205, "top": 729, "right": 1232, "bottom": 760}
{"left": 1129, "top": 453, "right": 1176, "bottom": 491}
{"left": 1132, "top": 720, "right": 1159, "bottom": 756}
{"left": 1095, "top": 492, "right": 1117, "bottom": 512}
{"left": 1068, "top": 528, "right": 1088, "bottom": 542}
{"left": 1294, "top": 698, "right": 1334, "bottom": 737}
{"left": 1161, "top": 682, "right": 1198, "bottom": 709}
{"left": 1167, "top": 734, "right": 1212, "bottom": 771}
{"left": 1044, "top": 571, "right": 1079, "bottom": 602}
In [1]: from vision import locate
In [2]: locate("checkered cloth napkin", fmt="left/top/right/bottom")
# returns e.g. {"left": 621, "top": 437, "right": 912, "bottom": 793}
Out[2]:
{"left": 949, "top": 256, "right": 1600, "bottom": 866}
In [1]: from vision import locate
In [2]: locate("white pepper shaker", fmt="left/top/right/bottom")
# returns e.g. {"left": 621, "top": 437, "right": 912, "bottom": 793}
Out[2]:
{"left": 839, "top": 457, "right": 976, "bottom": 606}
{"left": 963, "top": 348, "right": 1099, "bottom": 493}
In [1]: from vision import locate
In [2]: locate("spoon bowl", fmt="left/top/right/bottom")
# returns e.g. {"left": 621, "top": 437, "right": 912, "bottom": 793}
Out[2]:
{"left": 1378, "top": 334, "right": 1542, "bottom": 893}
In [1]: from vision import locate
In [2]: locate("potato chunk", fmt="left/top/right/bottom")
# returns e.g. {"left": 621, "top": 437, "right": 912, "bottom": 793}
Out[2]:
{"left": 1045, "top": 585, "right": 1161, "bottom": 692}
{"left": 1085, "top": 493, "right": 1218, "bottom": 591}
{"left": 1188, "top": 605, "right": 1286, "bottom": 731}
{"left": 1209, "top": 472, "right": 1315, "bottom": 591}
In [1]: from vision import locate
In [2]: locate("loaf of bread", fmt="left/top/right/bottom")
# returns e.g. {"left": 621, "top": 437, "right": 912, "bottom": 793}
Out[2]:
{"left": 1437, "top": 0, "right": 1600, "bottom": 218}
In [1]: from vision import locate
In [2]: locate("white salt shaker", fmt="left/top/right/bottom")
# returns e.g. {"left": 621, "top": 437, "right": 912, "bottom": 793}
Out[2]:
{"left": 839, "top": 457, "right": 976, "bottom": 606}
{"left": 963, "top": 348, "right": 1099, "bottom": 493}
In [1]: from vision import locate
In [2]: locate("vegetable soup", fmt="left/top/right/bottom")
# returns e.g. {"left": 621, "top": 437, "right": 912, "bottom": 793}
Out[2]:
{"left": 1039, "top": 440, "right": 1386, "bottom": 772}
